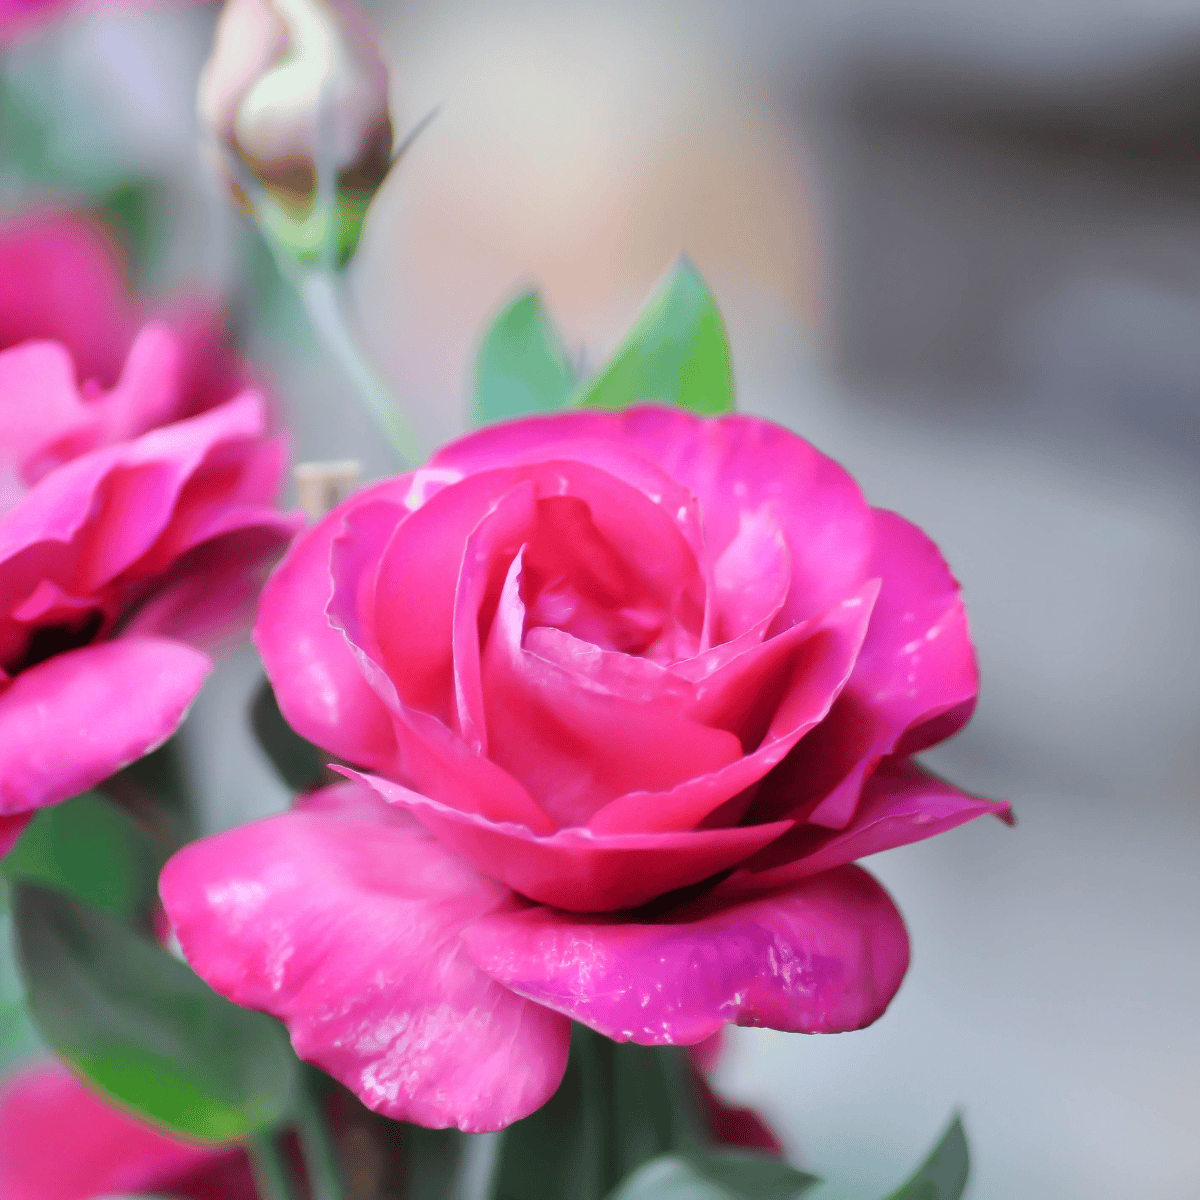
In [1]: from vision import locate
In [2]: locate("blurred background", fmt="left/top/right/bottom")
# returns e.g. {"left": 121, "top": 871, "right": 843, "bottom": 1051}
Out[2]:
{"left": 4, "top": 1, "right": 1198, "bottom": 1196}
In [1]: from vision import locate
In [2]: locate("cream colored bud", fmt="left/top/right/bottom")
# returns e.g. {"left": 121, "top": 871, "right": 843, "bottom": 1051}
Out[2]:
{"left": 199, "top": 0, "right": 393, "bottom": 252}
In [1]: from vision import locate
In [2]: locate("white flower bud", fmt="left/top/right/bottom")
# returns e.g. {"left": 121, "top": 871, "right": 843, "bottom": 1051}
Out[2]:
{"left": 198, "top": 0, "right": 393, "bottom": 262}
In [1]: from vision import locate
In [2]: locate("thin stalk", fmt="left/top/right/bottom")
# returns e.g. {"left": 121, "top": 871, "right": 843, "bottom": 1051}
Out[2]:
{"left": 247, "top": 1131, "right": 301, "bottom": 1200}
{"left": 298, "top": 270, "right": 422, "bottom": 466}
{"left": 295, "top": 1080, "right": 351, "bottom": 1200}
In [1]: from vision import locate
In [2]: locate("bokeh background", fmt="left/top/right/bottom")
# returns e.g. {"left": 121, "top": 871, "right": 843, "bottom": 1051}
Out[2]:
{"left": 4, "top": 2, "right": 1198, "bottom": 1197}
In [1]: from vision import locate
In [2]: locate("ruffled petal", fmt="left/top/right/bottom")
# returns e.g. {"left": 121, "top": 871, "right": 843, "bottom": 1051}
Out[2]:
{"left": 752, "top": 509, "right": 979, "bottom": 830}
{"left": 159, "top": 782, "right": 571, "bottom": 1132}
{"left": 719, "top": 758, "right": 1013, "bottom": 893}
{"left": 0, "top": 1062, "right": 250, "bottom": 1200}
{"left": 461, "top": 864, "right": 909, "bottom": 1043}
{"left": 586, "top": 583, "right": 877, "bottom": 836}
{"left": 426, "top": 407, "right": 874, "bottom": 632}
{"left": 481, "top": 552, "right": 742, "bottom": 828}
{"left": 0, "top": 636, "right": 211, "bottom": 817}
{"left": 341, "top": 768, "right": 793, "bottom": 913}
{"left": 254, "top": 479, "right": 407, "bottom": 771}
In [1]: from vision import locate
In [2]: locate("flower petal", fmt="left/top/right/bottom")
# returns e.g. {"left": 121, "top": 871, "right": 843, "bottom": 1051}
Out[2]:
{"left": 585, "top": 582, "right": 878, "bottom": 836}
{"left": 0, "top": 636, "right": 211, "bottom": 817}
{"left": 340, "top": 768, "right": 793, "bottom": 914}
{"left": 427, "top": 407, "right": 874, "bottom": 632}
{"left": 0, "top": 1062, "right": 251, "bottom": 1200}
{"left": 159, "top": 782, "right": 571, "bottom": 1132}
{"left": 752, "top": 509, "right": 979, "bottom": 830}
{"left": 255, "top": 479, "right": 406, "bottom": 771}
{"left": 0, "top": 813, "right": 32, "bottom": 857}
{"left": 719, "top": 757, "right": 1014, "bottom": 893}
{"left": 461, "top": 864, "right": 909, "bottom": 1043}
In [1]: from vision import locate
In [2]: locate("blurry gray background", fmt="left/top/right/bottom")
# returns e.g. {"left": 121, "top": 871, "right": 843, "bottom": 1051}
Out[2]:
{"left": 19, "top": 1, "right": 1198, "bottom": 1196}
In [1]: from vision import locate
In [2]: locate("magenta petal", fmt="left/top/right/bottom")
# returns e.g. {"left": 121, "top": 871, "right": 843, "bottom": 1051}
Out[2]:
{"left": 0, "top": 636, "right": 211, "bottom": 816}
{"left": 586, "top": 583, "right": 877, "bottom": 836}
{"left": 754, "top": 509, "right": 979, "bottom": 831}
{"left": 254, "top": 479, "right": 407, "bottom": 771}
{"left": 720, "top": 757, "right": 1014, "bottom": 893}
{"left": 482, "top": 552, "right": 742, "bottom": 828}
{"left": 159, "top": 782, "right": 572, "bottom": 1132}
{"left": 341, "top": 768, "right": 793, "bottom": 913}
{"left": 461, "top": 863, "right": 909, "bottom": 1043}
{"left": 710, "top": 506, "right": 790, "bottom": 643}
{"left": 0, "top": 1062, "right": 248, "bottom": 1200}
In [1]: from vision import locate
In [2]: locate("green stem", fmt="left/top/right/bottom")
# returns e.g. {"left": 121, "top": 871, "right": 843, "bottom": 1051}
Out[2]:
{"left": 247, "top": 1131, "right": 300, "bottom": 1200}
{"left": 298, "top": 270, "right": 422, "bottom": 467}
{"left": 295, "top": 1079, "right": 351, "bottom": 1200}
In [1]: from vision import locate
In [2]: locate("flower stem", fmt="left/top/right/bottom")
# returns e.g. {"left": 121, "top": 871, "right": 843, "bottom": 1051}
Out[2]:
{"left": 298, "top": 270, "right": 422, "bottom": 467}
{"left": 295, "top": 1078, "right": 351, "bottom": 1200}
{"left": 247, "top": 1131, "right": 300, "bottom": 1200}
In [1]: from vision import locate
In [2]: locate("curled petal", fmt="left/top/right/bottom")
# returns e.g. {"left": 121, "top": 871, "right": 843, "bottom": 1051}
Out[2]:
{"left": 461, "top": 864, "right": 909, "bottom": 1044}
{"left": 341, "top": 768, "right": 792, "bottom": 914}
{"left": 0, "top": 637, "right": 211, "bottom": 817}
{"left": 721, "top": 757, "right": 1013, "bottom": 893}
{"left": 754, "top": 509, "right": 979, "bottom": 830}
{"left": 255, "top": 479, "right": 406, "bottom": 771}
{"left": 159, "top": 782, "right": 572, "bottom": 1132}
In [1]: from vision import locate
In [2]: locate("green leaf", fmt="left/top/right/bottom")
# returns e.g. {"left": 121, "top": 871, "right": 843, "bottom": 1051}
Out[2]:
{"left": 1, "top": 792, "right": 162, "bottom": 925}
{"left": 884, "top": 1116, "right": 970, "bottom": 1200}
{"left": 250, "top": 676, "right": 325, "bottom": 793}
{"left": 490, "top": 1025, "right": 707, "bottom": 1200}
{"left": 575, "top": 258, "right": 734, "bottom": 416}
{"left": 13, "top": 883, "right": 299, "bottom": 1143}
{"left": 0, "top": 897, "right": 44, "bottom": 1073}
{"left": 606, "top": 1152, "right": 819, "bottom": 1200}
{"left": 473, "top": 291, "right": 577, "bottom": 425}
{"left": 405, "top": 1125, "right": 468, "bottom": 1200}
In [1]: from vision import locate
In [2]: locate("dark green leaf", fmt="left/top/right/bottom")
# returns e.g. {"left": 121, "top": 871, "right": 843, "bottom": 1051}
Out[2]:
{"left": 490, "top": 1025, "right": 707, "bottom": 1200}
{"left": 575, "top": 258, "right": 734, "bottom": 416}
{"left": 405, "top": 1125, "right": 468, "bottom": 1200}
{"left": 1, "top": 792, "right": 162, "bottom": 925}
{"left": 13, "top": 883, "right": 299, "bottom": 1142}
{"left": 606, "top": 1152, "right": 819, "bottom": 1200}
{"left": 473, "top": 291, "right": 577, "bottom": 425}
{"left": 884, "top": 1116, "right": 970, "bottom": 1200}
{"left": 251, "top": 676, "right": 325, "bottom": 792}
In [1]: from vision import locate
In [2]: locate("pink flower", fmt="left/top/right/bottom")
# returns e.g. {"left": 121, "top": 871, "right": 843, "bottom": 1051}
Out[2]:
{"left": 0, "top": 1061, "right": 257, "bottom": 1200}
{"left": 161, "top": 408, "right": 1011, "bottom": 1131}
{"left": 0, "top": 223, "right": 302, "bottom": 853}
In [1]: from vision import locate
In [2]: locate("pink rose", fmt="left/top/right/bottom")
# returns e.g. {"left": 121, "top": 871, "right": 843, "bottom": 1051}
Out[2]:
{"left": 161, "top": 408, "right": 1011, "bottom": 1131}
{"left": 1, "top": 209, "right": 250, "bottom": 449}
{"left": 0, "top": 1061, "right": 257, "bottom": 1200}
{"left": 0, "top": 268, "right": 302, "bottom": 851}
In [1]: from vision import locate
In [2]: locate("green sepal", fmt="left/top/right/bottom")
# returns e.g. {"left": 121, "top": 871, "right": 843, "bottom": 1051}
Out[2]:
{"left": 250, "top": 676, "right": 325, "bottom": 793}
{"left": 13, "top": 883, "right": 299, "bottom": 1143}
{"left": 883, "top": 1116, "right": 970, "bottom": 1200}
{"left": 1, "top": 791, "right": 162, "bottom": 926}
{"left": 606, "top": 1151, "right": 820, "bottom": 1200}
{"left": 473, "top": 291, "right": 577, "bottom": 426}
{"left": 575, "top": 258, "right": 734, "bottom": 416}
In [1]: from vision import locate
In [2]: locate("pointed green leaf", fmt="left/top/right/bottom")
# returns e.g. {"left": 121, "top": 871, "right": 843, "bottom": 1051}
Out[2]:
{"left": 473, "top": 291, "right": 577, "bottom": 425}
{"left": 13, "top": 883, "right": 299, "bottom": 1143}
{"left": 576, "top": 259, "right": 734, "bottom": 416}
{"left": 606, "top": 1152, "right": 819, "bottom": 1200}
{"left": 1, "top": 792, "right": 162, "bottom": 925}
{"left": 250, "top": 676, "right": 325, "bottom": 793}
{"left": 884, "top": 1116, "right": 970, "bottom": 1200}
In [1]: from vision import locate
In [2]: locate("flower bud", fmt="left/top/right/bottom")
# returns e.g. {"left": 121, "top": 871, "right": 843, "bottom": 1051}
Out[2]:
{"left": 198, "top": 0, "right": 394, "bottom": 265}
